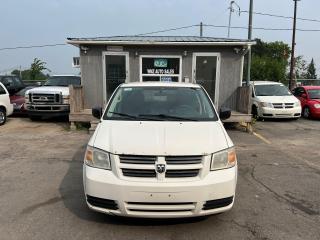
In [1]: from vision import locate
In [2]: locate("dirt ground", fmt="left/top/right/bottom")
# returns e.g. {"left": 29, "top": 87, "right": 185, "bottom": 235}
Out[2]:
{"left": 0, "top": 117, "right": 319, "bottom": 240}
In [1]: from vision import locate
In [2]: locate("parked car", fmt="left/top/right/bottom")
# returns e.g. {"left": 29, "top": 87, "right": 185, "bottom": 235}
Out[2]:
{"left": 293, "top": 86, "right": 320, "bottom": 119}
{"left": 0, "top": 75, "right": 25, "bottom": 95}
{"left": 10, "top": 86, "right": 35, "bottom": 115}
{"left": 84, "top": 82, "right": 236, "bottom": 218}
{"left": 25, "top": 75, "right": 81, "bottom": 120}
{"left": 251, "top": 81, "right": 301, "bottom": 119}
{"left": 0, "top": 82, "right": 14, "bottom": 125}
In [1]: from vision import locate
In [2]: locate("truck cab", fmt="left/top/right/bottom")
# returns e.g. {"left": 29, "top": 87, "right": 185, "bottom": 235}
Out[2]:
{"left": 25, "top": 75, "right": 81, "bottom": 120}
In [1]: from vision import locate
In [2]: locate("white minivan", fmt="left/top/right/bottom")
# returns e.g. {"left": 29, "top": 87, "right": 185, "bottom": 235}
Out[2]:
{"left": 0, "top": 82, "right": 13, "bottom": 125}
{"left": 84, "top": 82, "right": 237, "bottom": 218}
{"left": 251, "top": 81, "right": 301, "bottom": 119}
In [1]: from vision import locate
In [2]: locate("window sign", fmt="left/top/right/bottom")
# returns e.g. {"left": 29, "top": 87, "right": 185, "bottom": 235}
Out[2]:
{"left": 154, "top": 59, "right": 168, "bottom": 68}
{"left": 160, "top": 76, "right": 172, "bottom": 82}
{"left": 141, "top": 57, "right": 181, "bottom": 82}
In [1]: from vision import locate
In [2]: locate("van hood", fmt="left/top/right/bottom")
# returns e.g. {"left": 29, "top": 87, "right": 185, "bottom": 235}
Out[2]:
{"left": 26, "top": 86, "right": 69, "bottom": 96}
{"left": 257, "top": 95, "right": 299, "bottom": 103}
{"left": 91, "top": 121, "right": 232, "bottom": 156}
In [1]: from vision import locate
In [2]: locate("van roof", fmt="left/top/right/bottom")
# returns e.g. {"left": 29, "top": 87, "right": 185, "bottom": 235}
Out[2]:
{"left": 251, "top": 81, "right": 283, "bottom": 86}
{"left": 120, "top": 82, "right": 201, "bottom": 88}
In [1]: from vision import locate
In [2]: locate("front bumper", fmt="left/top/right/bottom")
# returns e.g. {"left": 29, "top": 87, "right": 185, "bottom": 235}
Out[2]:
{"left": 259, "top": 106, "right": 301, "bottom": 118}
{"left": 26, "top": 104, "right": 70, "bottom": 117}
{"left": 83, "top": 165, "right": 237, "bottom": 218}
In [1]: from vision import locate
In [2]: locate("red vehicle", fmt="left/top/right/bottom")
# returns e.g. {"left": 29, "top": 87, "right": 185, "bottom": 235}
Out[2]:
{"left": 293, "top": 86, "right": 320, "bottom": 119}
{"left": 10, "top": 86, "right": 34, "bottom": 115}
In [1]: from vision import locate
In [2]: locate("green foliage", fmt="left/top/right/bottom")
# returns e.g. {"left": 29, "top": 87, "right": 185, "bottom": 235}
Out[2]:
{"left": 245, "top": 38, "right": 291, "bottom": 83}
{"left": 11, "top": 58, "right": 50, "bottom": 80}
{"left": 305, "top": 58, "right": 317, "bottom": 79}
{"left": 30, "top": 58, "right": 50, "bottom": 80}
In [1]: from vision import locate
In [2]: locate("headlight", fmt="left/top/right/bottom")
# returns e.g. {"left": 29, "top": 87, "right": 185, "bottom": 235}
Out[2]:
{"left": 259, "top": 102, "right": 273, "bottom": 108}
{"left": 210, "top": 147, "right": 237, "bottom": 171}
{"left": 25, "top": 94, "right": 29, "bottom": 103}
{"left": 314, "top": 104, "right": 320, "bottom": 109}
{"left": 85, "top": 146, "right": 111, "bottom": 170}
{"left": 294, "top": 101, "right": 301, "bottom": 107}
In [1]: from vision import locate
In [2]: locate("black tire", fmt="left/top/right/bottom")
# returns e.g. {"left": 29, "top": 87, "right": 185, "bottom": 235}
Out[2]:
{"left": 251, "top": 105, "right": 260, "bottom": 120}
{"left": 0, "top": 108, "right": 6, "bottom": 126}
{"left": 30, "top": 116, "right": 41, "bottom": 121}
{"left": 302, "top": 107, "right": 311, "bottom": 119}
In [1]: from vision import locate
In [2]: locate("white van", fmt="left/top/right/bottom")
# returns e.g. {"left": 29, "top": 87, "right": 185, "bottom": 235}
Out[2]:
{"left": 0, "top": 82, "right": 13, "bottom": 125}
{"left": 251, "top": 81, "right": 301, "bottom": 119}
{"left": 84, "top": 82, "right": 237, "bottom": 218}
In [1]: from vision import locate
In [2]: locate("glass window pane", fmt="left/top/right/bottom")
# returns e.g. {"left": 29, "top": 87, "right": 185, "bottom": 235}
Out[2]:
{"left": 105, "top": 55, "right": 126, "bottom": 98}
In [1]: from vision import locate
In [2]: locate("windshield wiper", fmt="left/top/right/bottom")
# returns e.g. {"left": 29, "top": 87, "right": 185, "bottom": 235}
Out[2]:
{"left": 139, "top": 114, "right": 198, "bottom": 121}
{"left": 108, "top": 112, "right": 161, "bottom": 121}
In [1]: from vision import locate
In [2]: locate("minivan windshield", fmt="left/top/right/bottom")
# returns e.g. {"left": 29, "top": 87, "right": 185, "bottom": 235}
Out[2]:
{"left": 44, "top": 76, "right": 81, "bottom": 87}
{"left": 104, "top": 86, "right": 218, "bottom": 121}
{"left": 255, "top": 84, "right": 291, "bottom": 96}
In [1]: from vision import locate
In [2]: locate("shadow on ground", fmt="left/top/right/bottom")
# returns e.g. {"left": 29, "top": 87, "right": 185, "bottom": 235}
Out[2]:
{"left": 58, "top": 145, "right": 207, "bottom": 226}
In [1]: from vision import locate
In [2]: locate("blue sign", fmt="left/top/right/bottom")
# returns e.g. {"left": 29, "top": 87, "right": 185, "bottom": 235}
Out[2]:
{"left": 154, "top": 59, "right": 168, "bottom": 68}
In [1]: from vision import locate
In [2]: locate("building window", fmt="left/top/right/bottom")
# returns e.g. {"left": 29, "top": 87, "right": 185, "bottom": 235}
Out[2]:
{"left": 141, "top": 56, "right": 181, "bottom": 82}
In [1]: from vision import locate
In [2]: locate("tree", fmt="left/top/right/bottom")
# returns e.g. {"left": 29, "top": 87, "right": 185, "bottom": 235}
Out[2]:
{"left": 305, "top": 58, "right": 317, "bottom": 79}
{"left": 245, "top": 38, "right": 291, "bottom": 83}
{"left": 29, "top": 58, "right": 50, "bottom": 80}
{"left": 294, "top": 56, "right": 308, "bottom": 79}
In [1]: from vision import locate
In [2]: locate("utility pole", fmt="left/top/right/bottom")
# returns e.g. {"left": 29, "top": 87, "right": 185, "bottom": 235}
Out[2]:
{"left": 228, "top": 1, "right": 240, "bottom": 38}
{"left": 246, "top": 0, "right": 253, "bottom": 85}
{"left": 19, "top": 65, "right": 22, "bottom": 79}
{"left": 200, "top": 22, "right": 203, "bottom": 37}
{"left": 289, "top": 0, "right": 300, "bottom": 90}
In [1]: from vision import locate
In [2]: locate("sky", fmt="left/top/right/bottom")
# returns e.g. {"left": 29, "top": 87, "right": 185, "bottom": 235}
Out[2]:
{"left": 1, "top": 0, "right": 320, "bottom": 75}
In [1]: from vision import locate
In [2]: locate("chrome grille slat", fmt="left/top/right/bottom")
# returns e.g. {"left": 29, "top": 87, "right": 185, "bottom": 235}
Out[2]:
{"left": 166, "top": 169, "right": 199, "bottom": 178}
{"left": 119, "top": 155, "right": 156, "bottom": 164}
{"left": 166, "top": 156, "right": 202, "bottom": 165}
{"left": 31, "top": 93, "right": 61, "bottom": 104}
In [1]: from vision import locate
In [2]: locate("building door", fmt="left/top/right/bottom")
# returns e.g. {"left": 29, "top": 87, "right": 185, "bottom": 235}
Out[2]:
{"left": 192, "top": 53, "right": 220, "bottom": 106}
{"left": 102, "top": 52, "right": 129, "bottom": 104}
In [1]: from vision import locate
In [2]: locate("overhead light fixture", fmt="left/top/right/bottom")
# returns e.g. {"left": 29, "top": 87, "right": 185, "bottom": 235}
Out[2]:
{"left": 80, "top": 46, "right": 89, "bottom": 54}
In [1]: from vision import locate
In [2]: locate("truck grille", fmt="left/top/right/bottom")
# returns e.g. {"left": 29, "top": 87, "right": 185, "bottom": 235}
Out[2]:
{"left": 30, "top": 93, "right": 61, "bottom": 104}
{"left": 272, "top": 103, "right": 295, "bottom": 109}
{"left": 119, "top": 155, "right": 203, "bottom": 179}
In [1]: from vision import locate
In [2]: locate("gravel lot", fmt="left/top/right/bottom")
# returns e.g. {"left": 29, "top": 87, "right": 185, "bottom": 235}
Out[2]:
{"left": 0, "top": 117, "right": 319, "bottom": 240}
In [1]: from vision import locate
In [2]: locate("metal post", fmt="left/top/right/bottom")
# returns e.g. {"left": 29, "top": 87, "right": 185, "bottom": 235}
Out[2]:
{"left": 246, "top": 0, "right": 253, "bottom": 85}
{"left": 289, "top": 0, "right": 300, "bottom": 90}
{"left": 200, "top": 22, "right": 203, "bottom": 37}
{"left": 228, "top": 1, "right": 234, "bottom": 38}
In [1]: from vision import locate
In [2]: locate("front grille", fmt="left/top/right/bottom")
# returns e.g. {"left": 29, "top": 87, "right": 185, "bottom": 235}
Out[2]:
{"left": 165, "top": 156, "right": 202, "bottom": 165}
{"left": 31, "top": 93, "right": 61, "bottom": 104}
{"left": 119, "top": 155, "right": 156, "bottom": 164}
{"left": 126, "top": 202, "right": 196, "bottom": 213}
{"left": 166, "top": 169, "right": 199, "bottom": 178}
{"left": 202, "top": 197, "right": 234, "bottom": 210}
{"left": 272, "top": 103, "right": 283, "bottom": 109}
{"left": 122, "top": 168, "right": 156, "bottom": 178}
{"left": 272, "top": 103, "right": 295, "bottom": 109}
{"left": 119, "top": 155, "right": 203, "bottom": 179}
{"left": 86, "top": 195, "right": 118, "bottom": 210}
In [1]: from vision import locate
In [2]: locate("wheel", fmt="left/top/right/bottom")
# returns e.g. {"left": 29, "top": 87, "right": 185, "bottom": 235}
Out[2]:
{"left": 29, "top": 116, "right": 41, "bottom": 121}
{"left": 251, "top": 105, "right": 260, "bottom": 120}
{"left": 302, "top": 107, "right": 311, "bottom": 119}
{"left": 0, "top": 108, "right": 7, "bottom": 126}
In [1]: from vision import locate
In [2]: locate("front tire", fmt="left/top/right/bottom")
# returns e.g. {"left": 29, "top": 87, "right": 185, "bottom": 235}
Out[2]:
{"left": 0, "top": 108, "right": 7, "bottom": 126}
{"left": 251, "top": 105, "right": 260, "bottom": 120}
{"left": 302, "top": 107, "right": 311, "bottom": 119}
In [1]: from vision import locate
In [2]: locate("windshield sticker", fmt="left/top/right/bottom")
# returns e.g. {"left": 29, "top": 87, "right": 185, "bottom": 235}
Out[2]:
{"left": 124, "top": 88, "right": 132, "bottom": 91}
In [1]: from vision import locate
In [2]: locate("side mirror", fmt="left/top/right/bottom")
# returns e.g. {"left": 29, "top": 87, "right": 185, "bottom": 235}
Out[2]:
{"left": 92, "top": 106, "right": 102, "bottom": 119}
{"left": 301, "top": 93, "right": 307, "bottom": 99}
{"left": 219, "top": 107, "right": 231, "bottom": 120}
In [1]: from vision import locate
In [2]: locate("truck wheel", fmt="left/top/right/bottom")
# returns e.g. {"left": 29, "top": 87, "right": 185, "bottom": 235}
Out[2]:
{"left": 302, "top": 107, "right": 311, "bottom": 119}
{"left": 0, "top": 108, "right": 6, "bottom": 126}
{"left": 30, "top": 116, "right": 41, "bottom": 121}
